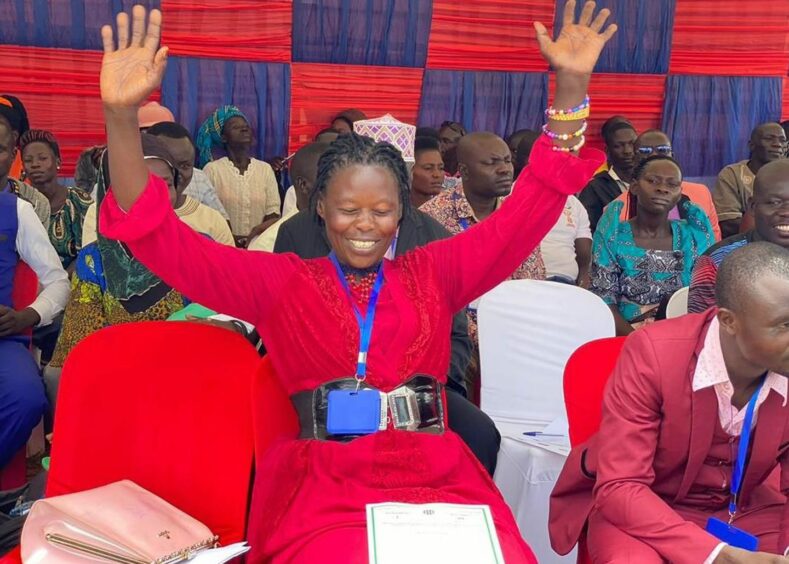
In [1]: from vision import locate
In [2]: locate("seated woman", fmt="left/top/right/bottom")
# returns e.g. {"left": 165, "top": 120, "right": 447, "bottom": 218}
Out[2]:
{"left": 590, "top": 155, "right": 715, "bottom": 335}
{"left": 20, "top": 130, "right": 93, "bottom": 272}
{"left": 197, "top": 106, "right": 280, "bottom": 247}
{"left": 49, "top": 135, "right": 188, "bottom": 373}
{"left": 96, "top": 4, "right": 614, "bottom": 562}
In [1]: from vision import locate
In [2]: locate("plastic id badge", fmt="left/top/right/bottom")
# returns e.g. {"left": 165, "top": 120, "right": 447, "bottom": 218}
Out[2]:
{"left": 327, "top": 389, "right": 382, "bottom": 436}
{"left": 706, "top": 517, "right": 759, "bottom": 552}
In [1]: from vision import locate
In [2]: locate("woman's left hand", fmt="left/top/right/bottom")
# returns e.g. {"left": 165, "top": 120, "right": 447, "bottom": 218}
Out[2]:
{"left": 534, "top": 0, "right": 617, "bottom": 76}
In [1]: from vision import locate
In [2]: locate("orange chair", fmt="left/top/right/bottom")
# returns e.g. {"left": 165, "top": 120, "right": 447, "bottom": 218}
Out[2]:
{"left": 0, "top": 262, "right": 39, "bottom": 491}
{"left": 44, "top": 321, "right": 260, "bottom": 545}
{"left": 562, "top": 336, "right": 627, "bottom": 564}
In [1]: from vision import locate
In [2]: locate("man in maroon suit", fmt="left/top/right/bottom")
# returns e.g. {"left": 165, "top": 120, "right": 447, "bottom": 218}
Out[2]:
{"left": 550, "top": 241, "right": 789, "bottom": 564}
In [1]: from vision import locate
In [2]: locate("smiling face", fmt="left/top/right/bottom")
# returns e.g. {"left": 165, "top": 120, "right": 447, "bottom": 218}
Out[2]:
{"left": 753, "top": 160, "right": 789, "bottom": 248}
{"left": 22, "top": 141, "right": 59, "bottom": 188}
{"left": 631, "top": 158, "right": 683, "bottom": 215}
{"left": 317, "top": 164, "right": 402, "bottom": 269}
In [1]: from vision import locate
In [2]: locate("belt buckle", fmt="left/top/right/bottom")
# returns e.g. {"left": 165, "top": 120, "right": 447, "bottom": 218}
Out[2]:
{"left": 387, "top": 386, "right": 420, "bottom": 431}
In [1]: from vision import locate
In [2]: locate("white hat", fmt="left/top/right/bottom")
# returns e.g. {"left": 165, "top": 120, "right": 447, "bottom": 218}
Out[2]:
{"left": 353, "top": 114, "right": 416, "bottom": 162}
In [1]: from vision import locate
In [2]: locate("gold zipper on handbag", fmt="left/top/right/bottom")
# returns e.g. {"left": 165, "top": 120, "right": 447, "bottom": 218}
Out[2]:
{"left": 45, "top": 533, "right": 219, "bottom": 564}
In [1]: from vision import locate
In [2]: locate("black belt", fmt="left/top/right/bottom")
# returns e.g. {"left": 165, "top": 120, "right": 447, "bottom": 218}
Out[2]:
{"left": 291, "top": 375, "right": 446, "bottom": 441}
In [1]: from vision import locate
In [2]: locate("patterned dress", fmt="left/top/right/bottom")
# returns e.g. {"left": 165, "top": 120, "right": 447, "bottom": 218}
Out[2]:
{"left": 590, "top": 200, "right": 715, "bottom": 325}
{"left": 48, "top": 187, "right": 93, "bottom": 268}
{"left": 49, "top": 243, "right": 186, "bottom": 368}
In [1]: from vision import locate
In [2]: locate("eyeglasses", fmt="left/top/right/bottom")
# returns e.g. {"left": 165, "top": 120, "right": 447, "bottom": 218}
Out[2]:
{"left": 637, "top": 145, "right": 672, "bottom": 156}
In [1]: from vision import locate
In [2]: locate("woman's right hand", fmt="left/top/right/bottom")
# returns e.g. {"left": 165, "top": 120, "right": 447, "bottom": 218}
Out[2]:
{"left": 714, "top": 546, "right": 789, "bottom": 564}
{"left": 100, "top": 5, "right": 168, "bottom": 109}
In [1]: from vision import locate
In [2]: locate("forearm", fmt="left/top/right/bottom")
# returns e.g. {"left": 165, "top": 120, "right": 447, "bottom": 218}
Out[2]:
{"left": 549, "top": 71, "right": 590, "bottom": 148}
{"left": 103, "top": 105, "right": 148, "bottom": 211}
{"left": 574, "top": 238, "right": 592, "bottom": 287}
{"left": 610, "top": 305, "right": 634, "bottom": 336}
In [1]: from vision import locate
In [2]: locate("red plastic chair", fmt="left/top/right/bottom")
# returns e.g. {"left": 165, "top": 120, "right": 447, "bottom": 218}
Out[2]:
{"left": 43, "top": 321, "right": 260, "bottom": 545}
{"left": 251, "top": 356, "right": 299, "bottom": 456}
{"left": 563, "top": 336, "right": 627, "bottom": 564}
{"left": 0, "top": 262, "right": 39, "bottom": 491}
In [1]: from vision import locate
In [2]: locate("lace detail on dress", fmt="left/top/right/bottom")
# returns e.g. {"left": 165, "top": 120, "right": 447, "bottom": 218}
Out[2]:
{"left": 304, "top": 260, "right": 360, "bottom": 378}
{"left": 396, "top": 254, "right": 440, "bottom": 382}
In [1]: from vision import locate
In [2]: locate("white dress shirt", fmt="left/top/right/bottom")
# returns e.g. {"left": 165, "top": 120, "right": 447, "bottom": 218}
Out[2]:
{"left": 14, "top": 199, "right": 70, "bottom": 326}
{"left": 282, "top": 186, "right": 297, "bottom": 217}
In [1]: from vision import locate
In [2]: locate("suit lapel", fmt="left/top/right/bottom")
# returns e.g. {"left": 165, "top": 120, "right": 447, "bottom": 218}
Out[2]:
{"left": 674, "top": 386, "right": 718, "bottom": 503}
{"left": 741, "top": 390, "right": 784, "bottom": 503}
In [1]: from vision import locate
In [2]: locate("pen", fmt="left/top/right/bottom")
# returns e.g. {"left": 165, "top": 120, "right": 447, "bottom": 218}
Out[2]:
{"left": 523, "top": 432, "right": 565, "bottom": 437}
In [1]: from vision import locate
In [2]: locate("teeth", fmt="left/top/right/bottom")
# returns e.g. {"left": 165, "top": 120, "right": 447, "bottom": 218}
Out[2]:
{"left": 776, "top": 225, "right": 789, "bottom": 232}
{"left": 349, "top": 240, "right": 376, "bottom": 250}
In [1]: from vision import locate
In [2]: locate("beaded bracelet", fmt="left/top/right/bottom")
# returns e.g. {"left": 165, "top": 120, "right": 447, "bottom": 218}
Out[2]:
{"left": 550, "top": 135, "right": 586, "bottom": 153}
{"left": 542, "top": 120, "right": 587, "bottom": 141}
{"left": 545, "top": 96, "right": 590, "bottom": 122}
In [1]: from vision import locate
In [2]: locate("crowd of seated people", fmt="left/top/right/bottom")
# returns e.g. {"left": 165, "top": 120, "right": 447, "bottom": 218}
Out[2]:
{"left": 1, "top": 1, "right": 789, "bottom": 562}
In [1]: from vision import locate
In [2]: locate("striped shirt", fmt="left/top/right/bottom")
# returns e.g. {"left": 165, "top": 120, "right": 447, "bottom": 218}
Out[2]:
{"left": 687, "top": 230, "right": 760, "bottom": 313}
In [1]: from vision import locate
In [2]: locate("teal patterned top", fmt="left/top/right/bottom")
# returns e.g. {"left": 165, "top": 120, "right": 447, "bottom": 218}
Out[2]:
{"left": 590, "top": 200, "right": 715, "bottom": 322}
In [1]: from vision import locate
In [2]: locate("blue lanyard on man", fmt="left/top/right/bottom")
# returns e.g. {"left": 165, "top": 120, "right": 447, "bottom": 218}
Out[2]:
{"left": 326, "top": 252, "right": 387, "bottom": 436}
{"left": 705, "top": 378, "right": 766, "bottom": 551}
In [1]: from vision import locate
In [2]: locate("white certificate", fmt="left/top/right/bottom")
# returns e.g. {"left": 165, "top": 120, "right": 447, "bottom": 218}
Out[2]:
{"left": 366, "top": 503, "right": 506, "bottom": 564}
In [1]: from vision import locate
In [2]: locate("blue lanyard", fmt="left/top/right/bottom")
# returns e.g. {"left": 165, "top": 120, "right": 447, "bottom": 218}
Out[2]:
{"left": 451, "top": 190, "right": 472, "bottom": 231}
{"left": 328, "top": 252, "right": 385, "bottom": 381}
{"left": 729, "top": 379, "right": 765, "bottom": 522}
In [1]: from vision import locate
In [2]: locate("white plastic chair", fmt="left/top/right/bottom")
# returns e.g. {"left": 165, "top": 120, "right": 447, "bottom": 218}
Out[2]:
{"left": 478, "top": 280, "right": 615, "bottom": 428}
{"left": 477, "top": 280, "right": 615, "bottom": 562}
{"left": 666, "top": 286, "right": 690, "bottom": 319}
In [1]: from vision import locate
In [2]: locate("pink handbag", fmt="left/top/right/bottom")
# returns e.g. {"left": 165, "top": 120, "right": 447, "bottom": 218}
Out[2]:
{"left": 21, "top": 480, "right": 218, "bottom": 563}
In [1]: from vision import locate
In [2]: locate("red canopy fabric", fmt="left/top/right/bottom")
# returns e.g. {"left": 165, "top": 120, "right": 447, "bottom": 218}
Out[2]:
{"left": 669, "top": 0, "right": 789, "bottom": 76}
{"left": 288, "top": 62, "right": 424, "bottom": 153}
{"left": 0, "top": 46, "right": 159, "bottom": 177}
{"left": 426, "top": 0, "right": 554, "bottom": 72}
{"left": 550, "top": 73, "right": 666, "bottom": 150}
{"left": 160, "top": 0, "right": 292, "bottom": 63}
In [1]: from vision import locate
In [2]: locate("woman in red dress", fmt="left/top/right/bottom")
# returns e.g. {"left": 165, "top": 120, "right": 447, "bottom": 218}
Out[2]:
{"left": 96, "top": 3, "right": 615, "bottom": 562}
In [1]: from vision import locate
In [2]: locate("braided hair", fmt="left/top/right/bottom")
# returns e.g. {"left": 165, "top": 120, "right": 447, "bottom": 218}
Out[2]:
{"left": 309, "top": 133, "right": 412, "bottom": 224}
{"left": 19, "top": 129, "right": 60, "bottom": 159}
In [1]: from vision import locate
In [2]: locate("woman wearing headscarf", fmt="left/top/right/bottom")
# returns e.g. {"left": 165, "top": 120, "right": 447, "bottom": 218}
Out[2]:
{"left": 97, "top": 4, "right": 614, "bottom": 562}
{"left": 196, "top": 105, "right": 280, "bottom": 247}
{"left": 20, "top": 130, "right": 93, "bottom": 271}
{"left": 49, "top": 134, "right": 187, "bottom": 371}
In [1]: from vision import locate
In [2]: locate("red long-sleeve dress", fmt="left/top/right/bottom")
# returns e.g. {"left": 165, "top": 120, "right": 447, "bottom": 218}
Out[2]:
{"left": 100, "top": 136, "right": 603, "bottom": 563}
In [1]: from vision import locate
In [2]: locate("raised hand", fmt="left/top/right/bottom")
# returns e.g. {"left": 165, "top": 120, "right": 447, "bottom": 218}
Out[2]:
{"left": 534, "top": 0, "right": 617, "bottom": 76}
{"left": 100, "top": 5, "right": 168, "bottom": 108}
